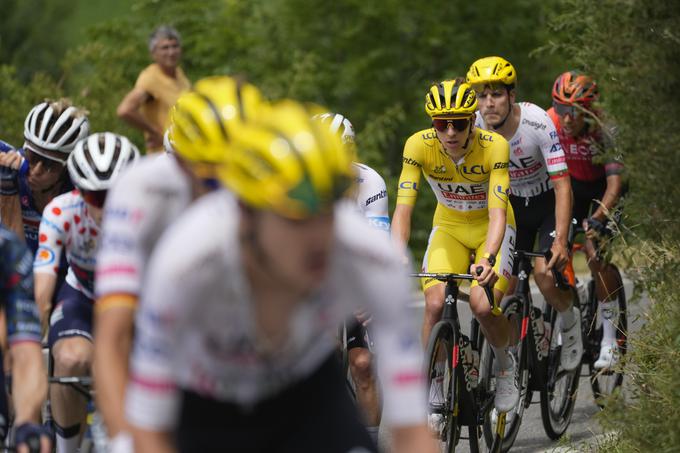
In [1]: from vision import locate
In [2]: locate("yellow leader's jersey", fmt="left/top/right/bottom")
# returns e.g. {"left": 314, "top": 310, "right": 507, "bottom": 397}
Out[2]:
{"left": 397, "top": 127, "right": 512, "bottom": 226}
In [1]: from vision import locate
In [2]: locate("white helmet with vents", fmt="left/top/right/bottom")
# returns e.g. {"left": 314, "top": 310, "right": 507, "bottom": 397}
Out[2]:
{"left": 312, "top": 112, "right": 355, "bottom": 144}
{"left": 24, "top": 100, "right": 90, "bottom": 154}
{"left": 67, "top": 132, "right": 140, "bottom": 191}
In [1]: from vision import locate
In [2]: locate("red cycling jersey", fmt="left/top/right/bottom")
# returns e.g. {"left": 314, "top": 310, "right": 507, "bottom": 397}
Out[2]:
{"left": 547, "top": 108, "right": 623, "bottom": 182}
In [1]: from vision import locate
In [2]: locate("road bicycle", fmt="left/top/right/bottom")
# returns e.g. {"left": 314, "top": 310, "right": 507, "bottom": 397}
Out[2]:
{"left": 481, "top": 248, "right": 582, "bottom": 452}
{"left": 567, "top": 222, "right": 627, "bottom": 407}
{"left": 413, "top": 270, "right": 505, "bottom": 453}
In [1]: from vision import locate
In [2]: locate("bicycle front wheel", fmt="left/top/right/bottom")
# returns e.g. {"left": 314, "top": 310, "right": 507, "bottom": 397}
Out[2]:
{"left": 540, "top": 299, "right": 581, "bottom": 439}
{"left": 482, "top": 296, "right": 528, "bottom": 453}
{"left": 426, "top": 322, "right": 459, "bottom": 453}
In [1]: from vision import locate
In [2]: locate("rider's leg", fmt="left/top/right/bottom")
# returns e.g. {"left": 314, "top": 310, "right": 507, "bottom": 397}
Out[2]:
{"left": 47, "top": 284, "right": 94, "bottom": 453}
{"left": 585, "top": 240, "right": 621, "bottom": 367}
{"left": 348, "top": 347, "right": 380, "bottom": 441}
{"left": 51, "top": 337, "right": 93, "bottom": 453}
{"left": 422, "top": 284, "right": 445, "bottom": 347}
{"left": 420, "top": 226, "right": 469, "bottom": 347}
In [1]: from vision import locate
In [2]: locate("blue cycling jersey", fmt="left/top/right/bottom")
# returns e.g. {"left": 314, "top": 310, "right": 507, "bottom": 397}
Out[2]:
{"left": 0, "top": 224, "right": 42, "bottom": 345}
{"left": 0, "top": 141, "right": 73, "bottom": 254}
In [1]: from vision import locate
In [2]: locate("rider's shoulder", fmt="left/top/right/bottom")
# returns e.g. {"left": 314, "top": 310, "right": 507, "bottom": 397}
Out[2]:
{"left": 153, "top": 189, "right": 237, "bottom": 263}
{"left": 407, "top": 128, "right": 438, "bottom": 145}
{"left": 518, "top": 102, "right": 554, "bottom": 132}
{"left": 472, "top": 127, "right": 507, "bottom": 149}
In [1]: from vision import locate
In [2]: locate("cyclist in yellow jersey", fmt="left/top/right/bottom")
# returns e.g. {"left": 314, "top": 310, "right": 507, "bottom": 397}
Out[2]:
{"left": 392, "top": 78, "right": 519, "bottom": 412}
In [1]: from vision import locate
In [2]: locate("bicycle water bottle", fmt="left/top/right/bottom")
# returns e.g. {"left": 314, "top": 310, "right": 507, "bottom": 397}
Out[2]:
{"left": 460, "top": 336, "right": 479, "bottom": 390}
{"left": 531, "top": 307, "right": 550, "bottom": 361}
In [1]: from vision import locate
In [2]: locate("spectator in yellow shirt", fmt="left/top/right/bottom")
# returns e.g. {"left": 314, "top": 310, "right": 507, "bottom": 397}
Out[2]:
{"left": 117, "top": 25, "right": 191, "bottom": 153}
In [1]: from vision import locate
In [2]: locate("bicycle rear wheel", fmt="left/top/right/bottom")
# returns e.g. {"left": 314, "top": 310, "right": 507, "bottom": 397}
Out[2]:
{"left": 540, "top": 300, "right": 581, "bottom": 439}
{"left": 426, "top": 322, "right": 459, "bottom": 452}
{"left": 482, "top": 296, "right": 528, "bottom": 452}
{"left": 587, "top": 268, "right": 627, "bottom": 406}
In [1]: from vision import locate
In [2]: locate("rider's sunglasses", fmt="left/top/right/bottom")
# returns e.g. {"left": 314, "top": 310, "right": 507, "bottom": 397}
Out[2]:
{"left": 552, "top": 102, "right": 582, "bottom": 118}
{"left": 432, "top": 117, "right": 471, "bottom": 133}
{"left": 81, "top": 189, "right": 108, "bottom": 209}
{"left": 23, "top": 144, "right": 66, "bottom": 173}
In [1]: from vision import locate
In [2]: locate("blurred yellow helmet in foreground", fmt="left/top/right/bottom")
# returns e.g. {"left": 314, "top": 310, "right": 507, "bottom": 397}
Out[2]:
{"left": 218, "top": 100, "right": 355, "bottom": 219}
{"left": 169, "top": 75, "right": 264, "bottom": 164}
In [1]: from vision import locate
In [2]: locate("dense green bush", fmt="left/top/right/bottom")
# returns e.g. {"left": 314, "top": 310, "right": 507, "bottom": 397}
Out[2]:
{"left": 545, "top": 0, "right": 680, "bottom": 450}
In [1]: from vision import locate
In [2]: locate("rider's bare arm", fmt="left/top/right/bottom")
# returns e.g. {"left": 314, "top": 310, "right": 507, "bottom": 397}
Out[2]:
{"left": 131, "top": 429, "right": 176, "bottom": 453}
{"left": 391, "top": 204, "right": 414, "bottom": 251}
{"left": 591, "top": 173, "right": 622, "bottom": 222}
{"left": 11, "top": 342, "right": 46, "bottom": 425}
{"left": 549, "top": 175, "right": 573, "bottom": 270}
{"left": 93, "top": 299, "right": 136, "bottom": 436}
{"left": 391, "top": 425, "right": 438, "bottom": 453}
{"left": 33, "top": 273, "right": 56, "bottom": 334}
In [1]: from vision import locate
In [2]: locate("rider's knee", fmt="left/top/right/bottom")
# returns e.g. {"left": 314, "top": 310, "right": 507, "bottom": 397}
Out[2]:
{"left": 424, "top": 287, "right": 444, "bottom": 319}
{"left": 469, "top": 295, "right": 493, "bottom": 319}
{"left": 53, "top": 339, "right": 91, "bottom": 374}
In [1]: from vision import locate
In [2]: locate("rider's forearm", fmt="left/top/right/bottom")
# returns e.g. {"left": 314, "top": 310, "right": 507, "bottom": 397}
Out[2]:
{"left": 484, "top": 208, "right": 507, "bottom": 257}
{"left": 94, "top": 305, "right": 135, "bottom": 436}
{"left": 592, "top": 174, "right": 622, "bottom": 221}
{"left": 34, "top": 273, "right": 57, "bottom": 334}
{"left": 552, "top": 176, "right": 573, "bottom": 246}
{"left": 391, "top": 425, "right": 438, "bottom": 453}
{"left": 11, "top": 342, "right": 47, "bottom": 425}
{"left": 132, "top": 429, "right": 177, "bottom": 453}
{"left": 391, "top": 204, "right": 413, "bottom": 251}
{"left": 0, "top": 194, "right": 25, "bottom": 241}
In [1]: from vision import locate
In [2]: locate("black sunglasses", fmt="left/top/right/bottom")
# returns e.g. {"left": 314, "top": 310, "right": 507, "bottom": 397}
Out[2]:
{"left": 432, "top": 117, "right": 471, "bottom": 133}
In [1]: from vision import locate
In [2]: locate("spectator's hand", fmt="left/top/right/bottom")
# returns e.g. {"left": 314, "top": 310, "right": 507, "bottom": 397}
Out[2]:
{"left": 547, "top": 241, "right": 569, "bottom": 271}
{"left": 146, "top": 130, "right": 164, "bottom": 150}
{"left": 470, "top": 260, "right": 498, "bottom": 288}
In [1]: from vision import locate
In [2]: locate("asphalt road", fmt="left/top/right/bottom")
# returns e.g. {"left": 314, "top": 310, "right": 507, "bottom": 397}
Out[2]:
{"left": 383, "top": 275, "right": 643, "bottom": 452}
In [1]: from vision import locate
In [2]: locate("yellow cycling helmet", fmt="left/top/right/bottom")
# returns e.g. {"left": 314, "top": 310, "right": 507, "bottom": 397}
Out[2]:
{"left": 169, "top": 75, "right": 264, "bottom": 164}
{"left": 466, "top": 56, "right": 517, "bottom": 88}
{"left": 425, "top": 79, "right": 478, "bottom": 118}
{"left": 218, "top": 100, "right": 355, "bottom": 219}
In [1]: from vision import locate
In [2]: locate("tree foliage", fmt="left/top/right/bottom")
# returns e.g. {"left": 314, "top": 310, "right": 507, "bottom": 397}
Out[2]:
{"left": 1, "top": 0, "right": 566, "bottom": 261}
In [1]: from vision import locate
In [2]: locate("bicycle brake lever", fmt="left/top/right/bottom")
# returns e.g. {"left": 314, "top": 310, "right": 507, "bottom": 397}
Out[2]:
{"left": 544, "top": 250, "right": 571, "bottom": 291}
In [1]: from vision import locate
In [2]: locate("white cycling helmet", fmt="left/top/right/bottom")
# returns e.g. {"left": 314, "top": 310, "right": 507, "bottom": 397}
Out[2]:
{"left": 312, "top": 112, "right": 355, "bottom": 144}
{"left": 24, "top": 100, "right": 90, "bottom": 154}
{"left": 163, "top": 128, "right": 175, "bottom": 154}
{"left": 67, "top": 132, "right": 140, "bottom": 191}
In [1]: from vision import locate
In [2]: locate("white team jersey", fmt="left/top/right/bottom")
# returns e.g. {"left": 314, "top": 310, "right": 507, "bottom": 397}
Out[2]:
{"left": 475, "top": 102, "right": 568, "bottom": 198}
{"left": 126, "top": 190, "right": 425, "bottom": 431}
{"left": 34, "top": 191, "right": 99, "bottom": 298}
{"left": 353, "top": 162, "right": 390, "bottom": 231}
{"left": 95, "top": 153, "right": 192, "bottom": 299}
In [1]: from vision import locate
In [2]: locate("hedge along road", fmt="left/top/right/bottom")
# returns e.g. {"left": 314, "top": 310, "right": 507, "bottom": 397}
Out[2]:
{"left": 379, "top": 274, "right": 642, "bottom": 452}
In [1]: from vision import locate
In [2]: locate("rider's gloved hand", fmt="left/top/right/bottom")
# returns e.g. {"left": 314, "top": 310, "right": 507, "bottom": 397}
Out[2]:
{"left": 471, "top": 259, "right": 498, "bottom": 288}
{"left": 0, "top": 150, "right": 23, "bottom": 196}
{"left": 14, "top": 422, "right": 51, "bottom": 453}
{"left": 585, "top": 216, "right": 610, "bottom": 241}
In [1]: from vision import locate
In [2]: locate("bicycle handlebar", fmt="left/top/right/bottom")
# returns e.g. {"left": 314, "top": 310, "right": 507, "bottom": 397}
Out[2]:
{"left": 411, "top": 267, "right": 497, "bottom": 314}
{"left": 515, "top": 249, "right": 571, "bottom": 291}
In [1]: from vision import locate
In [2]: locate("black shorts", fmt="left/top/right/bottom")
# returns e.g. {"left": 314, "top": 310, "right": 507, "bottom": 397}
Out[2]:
{"left": 48, "top": 283, "right": 94, "bottom": 348}
{"left": 176, "top": 354, "right": 377, "bottom": 453}
{"left": 509, "top": 189, "right": 556, "bottom": 260}
{"left": 571, "top": 178, "right": 607, "bottom": 223}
